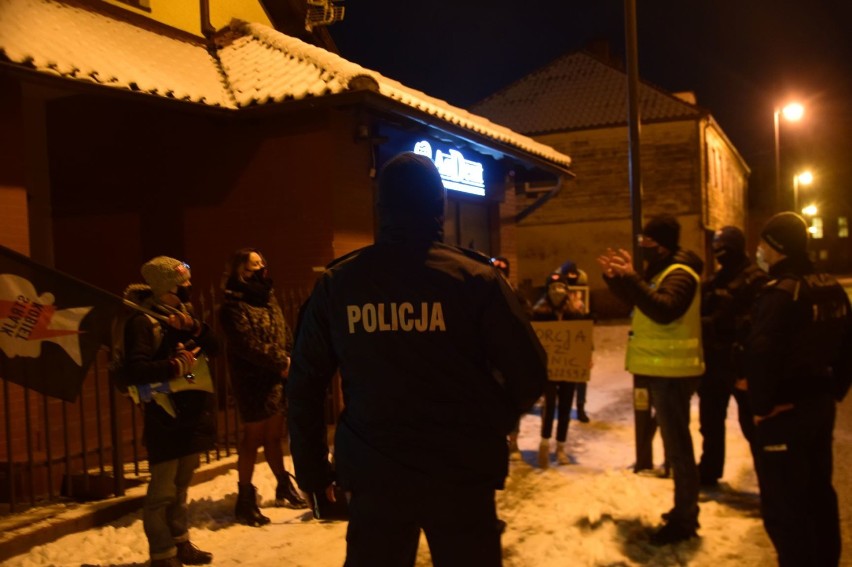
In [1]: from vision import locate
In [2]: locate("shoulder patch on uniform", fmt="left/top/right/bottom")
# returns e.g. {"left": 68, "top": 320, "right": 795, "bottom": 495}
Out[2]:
{"left": 325, "top": 246, "right": 370, "bottom": 271}
{"left": 450, "top": 245, "right": 493, "bottom": 266}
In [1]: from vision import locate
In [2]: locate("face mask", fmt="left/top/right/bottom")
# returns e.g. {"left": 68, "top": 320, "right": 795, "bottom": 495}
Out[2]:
{"left": 641, "top": 246, "right": 664, "bottom": 265}
{"left": 175, "top": 285, "right": 192, "bottom": 303}
{"left": 755, "top": 247, "right": 770, "bottom": 272}
{"left": 547, "top": 282, "right": 568, "bottom": 306}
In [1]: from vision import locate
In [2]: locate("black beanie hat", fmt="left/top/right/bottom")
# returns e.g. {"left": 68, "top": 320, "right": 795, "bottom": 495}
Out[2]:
{"left": 713, "top": 226, "right": 746, "bottom": 255}
{"left": 642, "top": 214, "right": 680, "bottom": 251}
{"left": 377, "top": 152, "right": 445, "bottom": 219}
{"left": 761, "top": 212, "right": 809, "bottom": 255}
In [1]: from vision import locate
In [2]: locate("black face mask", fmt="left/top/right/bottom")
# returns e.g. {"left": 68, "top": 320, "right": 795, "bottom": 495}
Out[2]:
{"left": 641, "top": 246, "right": 664, "bottom": 265}
{"left": 249, "top": 268, "right": 272, "bottom": 286}
{"left": 175, "top": 285, "right": 192, "bottom": 303}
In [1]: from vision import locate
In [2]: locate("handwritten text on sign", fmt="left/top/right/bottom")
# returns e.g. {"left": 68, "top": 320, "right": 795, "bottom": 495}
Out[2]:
{"left": 531, "top": 320, "right": 594, "bottom": 382}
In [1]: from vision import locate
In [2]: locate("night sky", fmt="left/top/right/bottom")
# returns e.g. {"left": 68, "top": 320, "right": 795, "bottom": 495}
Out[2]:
{"left": 329, "top": 1, "right": 852, "bottom": 211}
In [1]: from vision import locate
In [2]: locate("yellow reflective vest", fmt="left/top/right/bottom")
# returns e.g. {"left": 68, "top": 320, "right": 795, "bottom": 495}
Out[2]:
{"left": 626, "top": 263, "right": 705, "bottom": 377}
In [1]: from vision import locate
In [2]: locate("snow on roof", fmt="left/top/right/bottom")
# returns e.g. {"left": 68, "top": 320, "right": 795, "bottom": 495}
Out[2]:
{"left": 0, "top": 0, "right": 571, "bottom": 170}
{"left": 0, "top": 0, "right": 233, "bottom": 106}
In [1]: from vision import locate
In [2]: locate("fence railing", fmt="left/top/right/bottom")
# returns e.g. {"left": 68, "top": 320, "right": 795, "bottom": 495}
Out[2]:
{"left": 0, "top": 284, "right": 316, "bottom": 516}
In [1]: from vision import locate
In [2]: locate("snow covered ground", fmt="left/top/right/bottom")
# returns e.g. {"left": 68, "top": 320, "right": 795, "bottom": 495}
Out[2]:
{"left": 6, "top": 323, "right": 782, "bottom": 566}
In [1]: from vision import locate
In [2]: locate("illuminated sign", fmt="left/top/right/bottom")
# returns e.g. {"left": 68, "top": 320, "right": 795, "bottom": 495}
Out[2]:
{"left": 413, "top": 141, "right": 485, "bottom": 196}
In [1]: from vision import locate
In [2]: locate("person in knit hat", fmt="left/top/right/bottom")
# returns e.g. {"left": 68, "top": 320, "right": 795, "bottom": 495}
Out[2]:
{"left": 744, "top": 212, "right": 852, "bottom": 565}
{"left": 288, "top": 151, "right": 546, "bottom": 566}
{"left": 598, "top": 213, "right": 705, "bottom": 545}
{"left": 696, "top": 226, "right": 769, "bottom": 488}
{"left": 123, "top": 256, "right": 220, "bottom": 567}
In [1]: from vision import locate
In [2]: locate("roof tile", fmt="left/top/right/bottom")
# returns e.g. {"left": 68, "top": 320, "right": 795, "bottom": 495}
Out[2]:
{"left": 0, "top": 0, "right": 571, "bottom": 169}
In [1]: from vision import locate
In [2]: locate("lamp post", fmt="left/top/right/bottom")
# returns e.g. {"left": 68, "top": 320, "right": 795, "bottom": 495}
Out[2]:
{"left": 793, "top": 170, "right": 813, "bottom": 214}
{"left": 774, "top": 102, "right": 804, "bottom": 210}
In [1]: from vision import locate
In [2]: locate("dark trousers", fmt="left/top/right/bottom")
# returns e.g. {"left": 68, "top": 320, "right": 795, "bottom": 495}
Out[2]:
{"left": 574, "top": 382, "right": 587, "bottom": 412}
{"left": 697, "top": 361, "right": 756, "bottom": 482}
{"left": 344, "top": 482, "right": 502, "bottom": 567}
{"left": 541, "top": 381, "right": 576, "bottom": 442}
{"left": 647, "top": 376, "right": 700, "bottom": 528}
{"left": 754, "top": 396, "right": 840, "bottom": 567}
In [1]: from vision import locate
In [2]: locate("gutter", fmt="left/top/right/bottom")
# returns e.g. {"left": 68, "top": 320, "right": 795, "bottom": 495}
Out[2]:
{"left": 515, "top": 176, "right": 567, "bottom": 223}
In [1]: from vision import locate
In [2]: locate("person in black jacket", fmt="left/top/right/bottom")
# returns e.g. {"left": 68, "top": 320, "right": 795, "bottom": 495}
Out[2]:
{"left": 598, "top": 214, "right": 704, "bottom": 545}
{"left": 697, "top": 226, "right": 769, "bottom": 487}
{"left": 745, "top": 212, "right": 852, "bottom": 566}
{"left": 220, "top": 248, "right": 308, "bottom": 527}
{"left": 123, "top": 257, "right": 220, "bottom": 567}
{"left": 287, "top": 152, "right": 547, "bottom": 567}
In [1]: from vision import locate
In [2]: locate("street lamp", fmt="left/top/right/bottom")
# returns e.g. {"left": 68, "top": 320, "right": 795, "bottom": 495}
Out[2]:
{"left": 774, "top": 102, "right": 805, "bottom": 210}
{"left": 802, "top": 204, "right": 818, "bottom": 216}
{"left": 793, "top": 170, "right": 813, "bottom": 214}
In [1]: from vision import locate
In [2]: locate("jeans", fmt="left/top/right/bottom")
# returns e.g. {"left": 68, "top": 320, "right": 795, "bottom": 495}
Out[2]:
{"left": 345, "top": 481, "right": 501, "bottom": 567}
{"left": 754, "top": 396, "right": 839, "bottom": 567}
{"left": 647, "top": 376, "right": 700, "bottom": 528}
{"left": 144, "top": 453, "right": 200, "bottom": 559}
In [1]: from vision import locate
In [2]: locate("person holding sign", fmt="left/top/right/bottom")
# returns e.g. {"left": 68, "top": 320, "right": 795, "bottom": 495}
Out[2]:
{"left": 532, "top": 265, "right": 592, "bottom": 468}
{"left": 123, "top": 257, "right": 220, "bottom": 567}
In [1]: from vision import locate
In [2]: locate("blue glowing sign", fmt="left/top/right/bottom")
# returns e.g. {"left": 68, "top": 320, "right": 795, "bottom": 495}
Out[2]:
{"left": 413, "top": 141, "right": 485, "bottom": 196}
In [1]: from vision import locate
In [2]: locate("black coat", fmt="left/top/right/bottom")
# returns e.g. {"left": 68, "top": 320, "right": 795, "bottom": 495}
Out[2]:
{"left": 287, "top": 235, "right": 547, "bottom": 494}
{"left": 123, "top": 287, "right": 220, "bottom": 465}
{"left": 745, "top": 256, "right": 852, "bottom": 417}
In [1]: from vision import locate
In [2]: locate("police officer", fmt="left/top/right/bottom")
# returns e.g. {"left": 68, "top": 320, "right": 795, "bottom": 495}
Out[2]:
{"left": 697, "top": 226, "right": 769, "bottom": 487}
{"left": 287, "top": 152, "right": 547, "bottom": 567}
{"left": 745, "top": 212, "right": 852, "bottom": 566}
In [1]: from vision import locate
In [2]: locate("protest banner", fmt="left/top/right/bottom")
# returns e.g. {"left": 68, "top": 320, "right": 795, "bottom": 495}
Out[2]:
{"left": 531, "top": 319, "right": 593, "bottom": 382}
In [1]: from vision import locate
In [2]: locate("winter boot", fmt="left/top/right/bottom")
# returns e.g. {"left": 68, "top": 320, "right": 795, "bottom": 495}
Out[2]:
{"left": 235, "top": 483, "right": 270, "bottom": 527}
{"left": 176, "top": 541, "right": 213, "bottom": 565}
{"left": 275, "top": 472, "right": 309, "bottom": 509}
{"left": 538, "top": 438, "right": 551, "bottom": 469}
{"left": 576, "top": 407, "right": 590, "bottom": 423}
{"left": 555, "top": 442, "right": 570, "bottom": 465}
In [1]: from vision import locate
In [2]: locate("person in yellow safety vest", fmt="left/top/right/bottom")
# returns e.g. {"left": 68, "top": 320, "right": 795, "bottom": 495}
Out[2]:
{"left": 597, "top": 213, "right": 705, "bottom": 546}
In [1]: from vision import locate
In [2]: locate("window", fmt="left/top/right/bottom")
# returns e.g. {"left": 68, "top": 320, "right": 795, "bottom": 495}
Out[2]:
{"left": 810, "top": 216, "right": 824, "bottom": 239}
{"left": 839, "top": 217, "right": 849, "bottom": 238}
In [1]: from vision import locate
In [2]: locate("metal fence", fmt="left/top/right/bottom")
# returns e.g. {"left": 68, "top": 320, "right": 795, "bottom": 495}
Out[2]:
{"left": 0, "top": 284, "right": 314, "bottom": 515}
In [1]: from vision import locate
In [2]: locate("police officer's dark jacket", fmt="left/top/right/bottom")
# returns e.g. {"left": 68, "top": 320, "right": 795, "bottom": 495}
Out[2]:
{"left": 745, "top": 255, "right": 852, "bottom": 417}
{"left": 287, "top": 153, "right": 547, "bottom": 494}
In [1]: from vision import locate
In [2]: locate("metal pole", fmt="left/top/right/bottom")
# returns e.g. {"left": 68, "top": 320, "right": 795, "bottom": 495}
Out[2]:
{"left": 774, "top": 109, "right": 781, "bottom": 212}
{"left": 793, "top": 175, "right": 798, "bottom": 214}
{"left": 624, "top": 0, "right": 655, "bottom": 473}
{"left": 625, "top": 0, "right": 643, "bottom": 269}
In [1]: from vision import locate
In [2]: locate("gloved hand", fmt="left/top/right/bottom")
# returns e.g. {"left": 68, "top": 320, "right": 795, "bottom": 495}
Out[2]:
{"left": 166, "top": 312, "right": 200, "bottom": 333}
{"left": 170, "top": 347, "right": 197, "bottom": 378}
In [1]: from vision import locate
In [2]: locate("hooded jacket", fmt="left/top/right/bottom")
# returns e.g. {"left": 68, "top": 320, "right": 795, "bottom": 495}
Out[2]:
{"left": 287, "top": 153, "right": 547, "bottom": 493}
{"left": 122, "top": 285, "right": 219, "bottom": 464}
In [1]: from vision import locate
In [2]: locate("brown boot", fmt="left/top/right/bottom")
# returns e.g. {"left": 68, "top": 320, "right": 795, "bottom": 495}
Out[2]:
{"left": 176, "top": 541, "right": 212, "bottom": 565}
